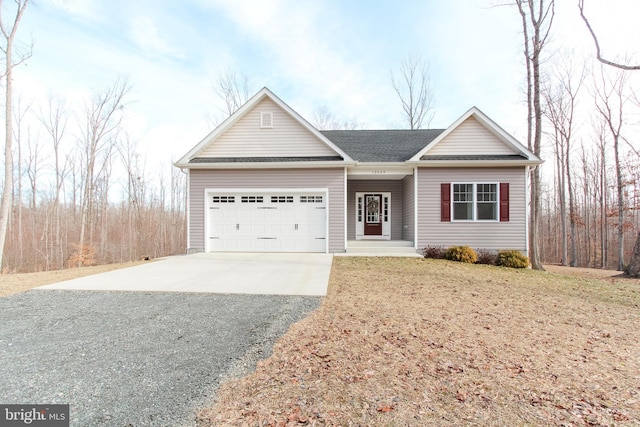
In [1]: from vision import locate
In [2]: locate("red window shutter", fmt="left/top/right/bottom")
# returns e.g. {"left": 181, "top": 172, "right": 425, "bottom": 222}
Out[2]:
{"left": 500, "top": 183, "right": 509, "bottom": 222}
{"left": 441, "top": 183, "right": 451, "bottom": 222}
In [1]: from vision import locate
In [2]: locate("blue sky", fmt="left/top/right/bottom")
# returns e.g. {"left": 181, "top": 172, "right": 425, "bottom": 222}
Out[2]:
{"left": 13, "top": 0, "right": 640, "bottom": 169}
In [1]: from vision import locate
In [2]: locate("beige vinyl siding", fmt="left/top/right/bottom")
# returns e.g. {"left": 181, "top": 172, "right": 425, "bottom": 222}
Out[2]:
{"left": 346, "top": 180, "right": 403, "bottom": 240}
{"left": 188, "top": 168, "right": 345, "bottom": 252}
{"left": 416, "top": 167, "right": 527, "bottom": 253}
{"left": 198, "top": 98, "right": 338, "bottom": 158}
{"left": 402, "top": 175, "right": 415, "bottom": 242}
{"left": 427, "top": 117, "right": 518, "bottom": 156}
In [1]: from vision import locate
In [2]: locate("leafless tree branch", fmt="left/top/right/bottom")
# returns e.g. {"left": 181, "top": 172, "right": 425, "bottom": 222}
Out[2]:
{"left": 578, "top": 0, "right": 640, "bottom": 71}
{"left": 390, "top": 55, "right": 435, "bottom": 129}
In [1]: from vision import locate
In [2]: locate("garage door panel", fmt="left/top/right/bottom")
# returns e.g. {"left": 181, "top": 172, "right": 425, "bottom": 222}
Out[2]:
{"left": 207, "top": 191, "right": 327, "bottom": 253}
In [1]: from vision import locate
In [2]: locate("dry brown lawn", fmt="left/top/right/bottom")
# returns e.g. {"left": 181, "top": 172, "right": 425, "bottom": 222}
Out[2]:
{"left": 0, "top": 260, "right": 150, "bottom": 297}
{"left": 199, "top": 257, "right": 640, "bottom": 426}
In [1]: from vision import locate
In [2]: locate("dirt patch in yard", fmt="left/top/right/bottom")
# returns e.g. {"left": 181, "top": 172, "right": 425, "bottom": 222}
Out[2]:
{"left": 199, "top": 257, "right": 640, "bottom": 426}
{"left": 0, "top": 260, "right": 150, "bottom": 297}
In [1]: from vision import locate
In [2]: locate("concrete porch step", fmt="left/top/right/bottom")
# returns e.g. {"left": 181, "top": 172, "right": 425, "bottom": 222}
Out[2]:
{"left": 341, "top": 240, "right": 422, "bottom": 257}
{"left": 347, "top": 240, "right": 414, "bottom": 248}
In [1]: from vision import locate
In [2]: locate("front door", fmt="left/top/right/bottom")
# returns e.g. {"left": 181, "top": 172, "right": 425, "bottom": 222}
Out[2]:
{"left": 364, "top": 194, "right": 382, "bottom": 236}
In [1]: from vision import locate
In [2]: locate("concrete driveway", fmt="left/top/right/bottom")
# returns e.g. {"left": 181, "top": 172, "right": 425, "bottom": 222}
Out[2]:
{"left": 38, "top": 252, "right": 333, "bottom": 296}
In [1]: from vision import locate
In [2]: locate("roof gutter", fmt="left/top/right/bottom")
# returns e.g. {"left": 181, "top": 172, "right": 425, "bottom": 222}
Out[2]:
{"left": 174, "top": 160, "right": 358, "bottom": 169}
{"left": 406, "top": 159, "right": 544, "bottom": 168}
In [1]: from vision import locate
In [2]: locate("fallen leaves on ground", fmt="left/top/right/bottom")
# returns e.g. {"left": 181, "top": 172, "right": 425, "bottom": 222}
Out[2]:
{"left": 198, "top": 257, "right": 640, "bottom": 426}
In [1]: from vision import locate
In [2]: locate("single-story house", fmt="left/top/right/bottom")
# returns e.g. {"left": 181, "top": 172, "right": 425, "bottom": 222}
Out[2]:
{"left": 175, "top": 87, "right": 542, "bottom": 256}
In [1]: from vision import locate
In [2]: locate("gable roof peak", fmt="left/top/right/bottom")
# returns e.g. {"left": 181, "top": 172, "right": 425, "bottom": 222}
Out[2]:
{"left": 409, "top": 106, "right": 540, "bottom": 162}
{"left": 175, "top": 87, "right": 353, "bottom": 166}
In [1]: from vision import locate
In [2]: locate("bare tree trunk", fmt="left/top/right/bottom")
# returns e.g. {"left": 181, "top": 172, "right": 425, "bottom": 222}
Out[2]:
{"left": 626, "top": 233, "right": 640, "bottom": 277}
{"left": 40, "top": 96, "right": 67, "bottom": 268}
{"left": 556, "top": 147, "right": 567, "bottom": 265}
{"left": 599, "top": 131, "right": 608, "bottom": 269}
{"left": 516, "top": 0, "right": 554, "bottom": 270}
{"left": 0, "top": 0, "right": 30, "bottom": 271}
{"left": 593, "top": 66, "right": 628, "bottom": 271}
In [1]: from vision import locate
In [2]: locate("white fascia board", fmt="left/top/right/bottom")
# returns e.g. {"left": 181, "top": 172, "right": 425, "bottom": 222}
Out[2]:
{"left": 175, "top": 88, "right": 271, "bottom": 165}
{"left": 264, "top": 89, "right": 354, "bottom": 162}
{"left": 407, "top": 159, "right": 544, "bottom": 168}
{"left": 409, "top": 107, "right": 540, "bottom": 162}
{"left": 176, "top": 160, "right": 357, "bottom": 169}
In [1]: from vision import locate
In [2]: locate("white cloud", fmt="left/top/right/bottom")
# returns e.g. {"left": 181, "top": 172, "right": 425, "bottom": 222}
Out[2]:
{"left": 49, "top": 0, "right": 102, "bottom": 18}
{"left": 129, "top": 15, "right": 185, "bottom": 59}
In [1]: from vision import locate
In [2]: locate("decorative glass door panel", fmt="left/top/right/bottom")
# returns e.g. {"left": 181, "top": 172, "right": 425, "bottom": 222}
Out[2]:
{"left": 364, "top": 194, "right": 382, "bottom": 235}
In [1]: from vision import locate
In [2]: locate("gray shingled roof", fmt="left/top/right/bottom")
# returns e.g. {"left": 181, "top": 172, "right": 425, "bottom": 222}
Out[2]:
{"left": 321, "top": 129, "right": 445, "bottom": 162}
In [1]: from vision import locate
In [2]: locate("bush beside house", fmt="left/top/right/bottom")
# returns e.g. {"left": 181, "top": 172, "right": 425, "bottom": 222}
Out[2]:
{"left": 424, "top": 246, "right": 530, "bottom": 269}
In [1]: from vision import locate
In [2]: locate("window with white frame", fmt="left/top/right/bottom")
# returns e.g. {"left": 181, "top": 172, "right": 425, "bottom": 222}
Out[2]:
{"left": 452, "top": 183, "right": 497, "bottom": 221}
{"left": 260, "top": 112, "right": 273, "bottom": 128}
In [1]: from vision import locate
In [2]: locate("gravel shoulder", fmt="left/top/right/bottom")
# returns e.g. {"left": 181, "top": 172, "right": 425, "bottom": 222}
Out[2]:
{"left": 0, "top": 290, "right": 320, "bottom": 426}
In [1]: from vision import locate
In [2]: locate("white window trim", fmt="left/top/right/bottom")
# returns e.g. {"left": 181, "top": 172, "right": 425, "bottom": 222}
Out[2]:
{"left": 451, "top": 182, "right": 499, "bottom": 222}
{"left": 260, "top": 112, "right": 273, "bottom": 128}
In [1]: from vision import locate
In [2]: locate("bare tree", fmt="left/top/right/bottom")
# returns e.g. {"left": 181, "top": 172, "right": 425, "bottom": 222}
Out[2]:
{"left": 390, "top": 55, "right": 435, "bottom": 129}
{"left": 515, "top": 0, "right": 555, "bottom": 270}
{"left": 76, "top": 78, "right": 130, "bottom": 266}
{"left": 578, "top": 0, "right": 640, "bottom": 71}
{"left": 311, "top": 105, "right": 363, "bottom": 130}
{"left": 215, "top": 69, "right": 251, "bottom": 116}
{"left": 543, "top": 55, "right": 587, "bottom": 266}
{"left": 593, "top": 65, "right": 630, "bottom": 271}
{"left": 12, "top": 97, "right": 30, "bottom": 268}
{"left": 39, "top": 96, "right": 68, "bottom": 268}
{"left": 0, "top": 0, "right": 29, "bottom": 270}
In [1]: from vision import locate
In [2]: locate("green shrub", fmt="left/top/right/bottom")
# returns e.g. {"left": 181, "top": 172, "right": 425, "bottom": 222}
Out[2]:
{"left": 445, "top": 246, "right": 477, "bottom": 264}
{"left": 476, "top": 249, "right": 498, "bottom": 265}
{"left": 497, "top": 250, "right": 529, "bottom": 268}
{"left": 423, "top": 246, "right": 446, "bottom": 259}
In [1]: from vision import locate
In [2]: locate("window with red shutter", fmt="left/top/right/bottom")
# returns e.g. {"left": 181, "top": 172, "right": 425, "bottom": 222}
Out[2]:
{"left": 500, "top": 183, "right": 509, "bottom": 222}
{"left": 441, "top": 183, "right": 451, "bottom": 222}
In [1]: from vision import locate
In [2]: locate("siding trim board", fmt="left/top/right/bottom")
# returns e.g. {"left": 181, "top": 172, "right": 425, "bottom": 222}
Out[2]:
{"left": 413, "top": 167, "right": 418, "bottom": 249}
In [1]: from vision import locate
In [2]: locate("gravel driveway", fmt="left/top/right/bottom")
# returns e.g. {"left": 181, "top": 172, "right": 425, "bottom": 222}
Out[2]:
{"left": 0, "top": 289, "right": 320, "bottom": 426}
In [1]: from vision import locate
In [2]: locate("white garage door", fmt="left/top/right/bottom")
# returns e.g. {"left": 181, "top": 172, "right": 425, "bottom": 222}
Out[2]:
{"left": 206, "top": 191, "right": 327, "bottom": 252}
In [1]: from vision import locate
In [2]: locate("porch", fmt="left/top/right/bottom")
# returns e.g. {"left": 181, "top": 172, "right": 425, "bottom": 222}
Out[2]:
{"left": 347, "top": 175, "right": 416, "bottom": 243}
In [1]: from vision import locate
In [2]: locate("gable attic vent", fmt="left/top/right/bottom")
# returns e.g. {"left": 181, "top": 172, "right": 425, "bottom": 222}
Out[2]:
{"left": 260, "top": 112, "right": 273, "bottom": 128}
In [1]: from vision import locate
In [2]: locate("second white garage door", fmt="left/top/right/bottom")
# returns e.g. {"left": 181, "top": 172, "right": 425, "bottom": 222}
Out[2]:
{"left": 206, "top": 190, "right": 327, "bottom": 252}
